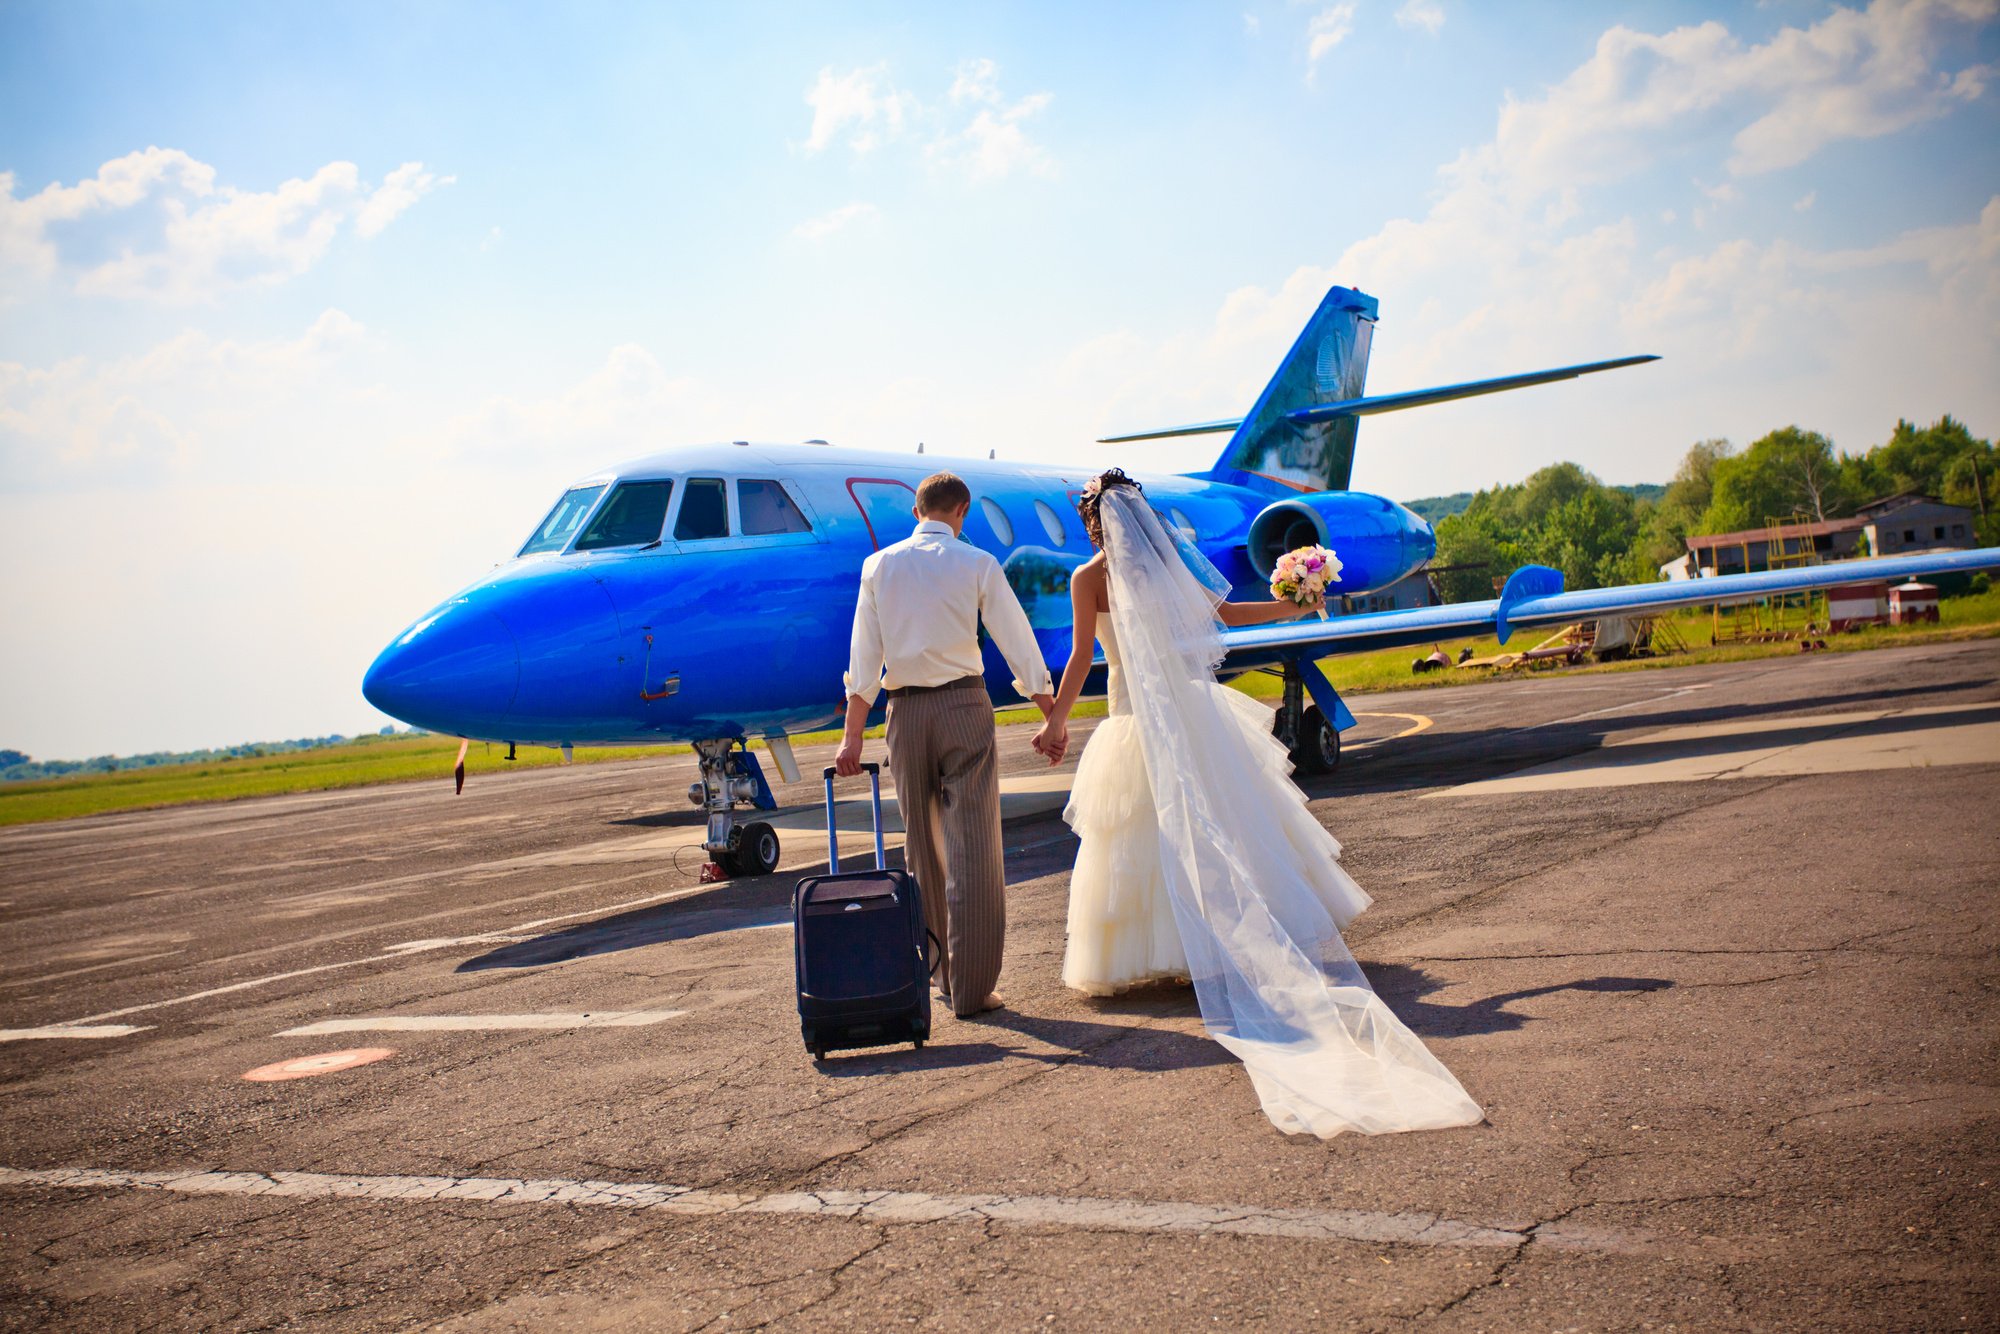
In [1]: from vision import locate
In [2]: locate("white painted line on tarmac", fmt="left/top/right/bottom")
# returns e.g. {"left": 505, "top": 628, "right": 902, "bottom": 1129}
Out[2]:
{"left": 278, "top": 1011, "right": 687, "bottom": 1036}
{"left": 64, "top": 881, "right": 739, "bottom": 1028}
{"left": 0, "top": 1166, "right": 1633, "bottom": 1253}
{"left": 0, "top": 1024, "right": 151, "bottom": 1042}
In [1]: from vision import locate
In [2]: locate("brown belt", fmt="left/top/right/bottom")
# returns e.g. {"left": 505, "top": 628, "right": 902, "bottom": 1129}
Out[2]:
{"left": 885, "top": 675, "right": 986, "bottom": 700}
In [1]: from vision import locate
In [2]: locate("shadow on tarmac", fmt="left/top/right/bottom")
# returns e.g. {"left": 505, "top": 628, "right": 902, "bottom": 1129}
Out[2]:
{"left": 1367, "top": 962, "right": 1672, "bottom": 1036}
{"left": 1300, "top": 677, "right": 1989, "bottom": 800}
{"left": 813, "top": 1003, "right": 1235, "bottom": 1077}
{"left": 457, "top": 827, "right": 1078, "bottom": 972}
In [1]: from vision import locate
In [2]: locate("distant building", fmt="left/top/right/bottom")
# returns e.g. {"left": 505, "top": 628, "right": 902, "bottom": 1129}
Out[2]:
{"left": 1682, "top": 494, "right": 1976, "bottom": 576}
{"left": 1684, "top": 516, "right": 1866, "bottom": 576}
{"left": 1856, "top": 494, "right": 1978, "bottom": 558}
{"left": 1342, "top": 568, "right": 1438, "bottom": 614}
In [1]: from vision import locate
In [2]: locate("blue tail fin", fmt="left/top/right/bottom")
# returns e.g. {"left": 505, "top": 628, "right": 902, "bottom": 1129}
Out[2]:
{"left": 1093, "top": 283, "right": 1656, "bottom": 493}
{"left": 1212, "top": 286, "right": 1377, "bottom": 494}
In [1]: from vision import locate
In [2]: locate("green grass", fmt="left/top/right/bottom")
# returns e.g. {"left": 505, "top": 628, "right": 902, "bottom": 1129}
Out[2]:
{"left": 0, "top": 732, "right": 704, "bottom": 827}
{"left": 6, "top": 589, "right": 1995, "bottom": 828}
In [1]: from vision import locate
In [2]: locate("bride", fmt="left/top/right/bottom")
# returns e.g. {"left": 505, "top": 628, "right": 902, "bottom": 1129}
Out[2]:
{"left": 1033, "top": 469, "right": 1482, "bottom": 1139}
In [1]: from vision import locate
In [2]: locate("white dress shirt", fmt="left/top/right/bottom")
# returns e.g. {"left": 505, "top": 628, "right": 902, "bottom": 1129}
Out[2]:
{"left": 845, "top": 519, "right": 1053, "bottom": 706}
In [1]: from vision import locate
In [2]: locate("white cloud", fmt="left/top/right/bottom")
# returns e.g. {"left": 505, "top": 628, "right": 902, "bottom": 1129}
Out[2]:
{"left": 0, "top": 320, "right": 723, "bottom": 757}
{"left": 1480, "top": 0, "right": 1996, "bottom": 195}
{"left": 1244, "top": 13, "right": 1262, "bottom": 36}
{"left": 1794, "top": 191, "right": 1818, "bottom": 212}
{"left": 930, "top": 92, "right": 1057, "bottom": 182}
{"left": 1307, "top": 4, "right": 1357, "bottom": 74}
{"left": 949, "top": 57, "right": 1002, "bottom": 106}
{"left": 0, "top": 149, "right": 449, "bottom": 302}
{"left": 793, "top": 201, "right": 880, "bottom": 241}
{"left": 439, "top": 344, "right": 717, "bottom": 470}
{"left": 802, "top": 60, "right": 1056, "bottom": 182}
{"left": 1036, "top": 5, "right": 2000, "bottom": 498}
{"left": 0, "top": 309, "right": 367, "bottom": 489}
{"left": 801, "top": 64, "right": 918, "bottom": 154}
{"left": 1395, "top": 0, "right": 1445, "bottom": 36}
{"left": 354, "top": 161, "right": 449, "bottom": 238}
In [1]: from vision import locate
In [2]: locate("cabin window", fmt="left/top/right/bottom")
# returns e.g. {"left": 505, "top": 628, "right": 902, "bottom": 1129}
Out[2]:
{"left": 739, "top": 479, "right": 811, "bottom": 535}
{"left": 1169, "top": 506, "right": 1196, "bottom": 537}
{"left": 520, "top": 484, "right": 608, "bottom": 555}
{"left": 978, "top": 497, "right": 1015, "bottom": 546}
{"left": 1903, "top": 529, "right": 1916, "bottom": 543}
{"left": 574, "top": 480, "right": 673, "bottom": 551}
{"left": 1934, "top": 526, "right": 1946, "bottom": 540}
{"left": 1033, "top": 498, "right": 1068, "bottom": 546}
{"left": 676, "top": 477, "right": 730, "bottom": 541}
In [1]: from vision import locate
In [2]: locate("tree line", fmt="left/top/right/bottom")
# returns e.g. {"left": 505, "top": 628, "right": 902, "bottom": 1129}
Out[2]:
{"left": 1425, "top": 415, "right": 1999, "bottom": 604}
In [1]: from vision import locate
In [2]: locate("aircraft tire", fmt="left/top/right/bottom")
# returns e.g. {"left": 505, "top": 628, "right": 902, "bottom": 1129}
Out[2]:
{"left": 734, "top": 821, "right": 781, "bottom": 877}
{"left": 1292, "top": 705, "right": 1341, "bottom": 775}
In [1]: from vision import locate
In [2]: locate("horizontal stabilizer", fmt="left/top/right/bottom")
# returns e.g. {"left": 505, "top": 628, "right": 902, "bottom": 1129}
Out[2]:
{"left": 1097, "top": 354, "right": 1657, "bottom": 444}
{"left": 1282, "top": 356, "right": 1658, "bottom": 427}
{"left": 1097, "top": 417, "right": 1245, "bottom": 444}
{"left": 1215, "top": 546, "right": 2000, "bottom": 663}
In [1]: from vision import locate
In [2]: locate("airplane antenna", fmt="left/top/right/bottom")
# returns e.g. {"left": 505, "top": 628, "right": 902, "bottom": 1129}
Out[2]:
{"left": 917, "top": 442, "right": 925, "bottom": 453}
{"left": 989, "top": 449, "right": 996, "bottom": 459}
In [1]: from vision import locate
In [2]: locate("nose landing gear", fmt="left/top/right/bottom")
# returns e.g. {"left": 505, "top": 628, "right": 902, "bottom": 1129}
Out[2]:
{"left": 691, "top": 739, "right": 782, "bottom": 879}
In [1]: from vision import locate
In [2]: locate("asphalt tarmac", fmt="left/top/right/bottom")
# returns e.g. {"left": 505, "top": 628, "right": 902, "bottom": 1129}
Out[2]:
{"left": 3, "top": 640, "right": 1997, "bottom": 1332}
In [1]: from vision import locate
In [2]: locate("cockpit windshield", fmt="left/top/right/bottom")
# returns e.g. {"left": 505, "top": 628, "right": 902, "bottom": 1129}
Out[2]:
{"left": 575, "top": 480, "right": 675, "bottom": 551}
{"left": 519, "top": 485, "right": 607, "bottom": 555}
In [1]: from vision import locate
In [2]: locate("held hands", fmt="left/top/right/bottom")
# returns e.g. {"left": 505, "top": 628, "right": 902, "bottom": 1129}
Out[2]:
{"left": 1032, "top": 719, "right": 1068, "bottom": 766}
{"left": 1030, "top": 693, "right": 1067, "bottom": 765}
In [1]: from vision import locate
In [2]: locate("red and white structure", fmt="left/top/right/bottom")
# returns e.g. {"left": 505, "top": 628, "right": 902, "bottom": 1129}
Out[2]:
{"left": 1826, "top": 581, "right": 1891, "bottom": 631}
{"left": 1890, "top": 581, "right": 1941, "bottom": 625}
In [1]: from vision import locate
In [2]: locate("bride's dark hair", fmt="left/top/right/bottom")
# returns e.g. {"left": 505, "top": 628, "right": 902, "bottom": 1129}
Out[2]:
{"left": 1077, "top": 467, "right": 1142, "bottom": 548}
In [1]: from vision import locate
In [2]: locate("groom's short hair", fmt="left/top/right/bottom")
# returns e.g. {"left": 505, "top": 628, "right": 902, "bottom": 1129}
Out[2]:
{"left": 915, "top": 472, "right": 972, "bottom": 515}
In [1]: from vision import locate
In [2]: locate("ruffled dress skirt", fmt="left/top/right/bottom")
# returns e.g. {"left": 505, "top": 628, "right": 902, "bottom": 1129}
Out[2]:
{"left": 1061, "top": 681, "right": 1372, "bottom": 996}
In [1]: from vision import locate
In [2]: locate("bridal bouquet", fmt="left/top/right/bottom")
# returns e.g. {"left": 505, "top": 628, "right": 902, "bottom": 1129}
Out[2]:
{"left": 1270, "top": 545, "right": 1341, "bottom": 620}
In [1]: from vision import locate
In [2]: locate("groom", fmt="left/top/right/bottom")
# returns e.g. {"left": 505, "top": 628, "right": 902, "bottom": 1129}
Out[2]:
{"left": 835, "top": 472, "right": 1055, "bottom": 1017}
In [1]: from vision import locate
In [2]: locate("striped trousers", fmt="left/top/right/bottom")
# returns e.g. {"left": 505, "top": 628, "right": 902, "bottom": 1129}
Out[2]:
{"left": 885, "top": 681, "right": 1005, "bottom": 1017}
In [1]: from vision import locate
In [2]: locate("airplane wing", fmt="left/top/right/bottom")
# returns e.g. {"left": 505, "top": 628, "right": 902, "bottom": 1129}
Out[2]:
{"left": 1215, "top": 547, "right": 2000, "bottom": 663}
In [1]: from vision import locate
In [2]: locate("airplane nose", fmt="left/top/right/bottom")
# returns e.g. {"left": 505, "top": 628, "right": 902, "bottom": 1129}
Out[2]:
{"left": 362, "top": 601, "right": 521, "bottom": 733}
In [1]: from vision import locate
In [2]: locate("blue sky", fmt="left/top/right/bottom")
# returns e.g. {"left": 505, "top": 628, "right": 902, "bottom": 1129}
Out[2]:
{"left": 3, "top": 0, "right": 1997, "bottom": 758}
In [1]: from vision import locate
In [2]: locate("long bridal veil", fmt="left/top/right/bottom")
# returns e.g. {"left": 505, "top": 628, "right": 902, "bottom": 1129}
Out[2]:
{"left": 1098, "top": 489, "right": 1482, "bottom": 1137}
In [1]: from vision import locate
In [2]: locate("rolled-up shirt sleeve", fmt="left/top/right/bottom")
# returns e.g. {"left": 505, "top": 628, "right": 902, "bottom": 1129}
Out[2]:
{"left": 978, "top": 555, "right": 1053, "bottom": 698}
{"left": 843, "top": 566, "right": 887, "bottom": 706}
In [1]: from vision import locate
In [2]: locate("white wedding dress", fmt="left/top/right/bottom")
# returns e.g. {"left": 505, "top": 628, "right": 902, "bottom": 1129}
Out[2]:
{"left": 1062, "top": 614, "right": 1372, "bottom": 994}
{"left": 1058, "top": 490, "right": 1483, "bottom": 1139}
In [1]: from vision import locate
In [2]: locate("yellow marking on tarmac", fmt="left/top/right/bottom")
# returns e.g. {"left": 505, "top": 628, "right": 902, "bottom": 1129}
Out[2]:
{"left": 1429, "top": 702, "right": 2000, "bottom": 798}
{"left": 1349, "top": 711, "right": 1433, "bottom": 745}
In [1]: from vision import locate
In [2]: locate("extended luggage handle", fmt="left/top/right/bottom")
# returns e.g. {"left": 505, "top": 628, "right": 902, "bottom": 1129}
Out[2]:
{"left": 821, "top": 763, "right": 888, "bottom": 873}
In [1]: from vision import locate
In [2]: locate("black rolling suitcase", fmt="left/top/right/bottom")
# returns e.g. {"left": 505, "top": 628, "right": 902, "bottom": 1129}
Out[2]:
{"left": 793, "top": 763, "right": 933, "bottom": 1060}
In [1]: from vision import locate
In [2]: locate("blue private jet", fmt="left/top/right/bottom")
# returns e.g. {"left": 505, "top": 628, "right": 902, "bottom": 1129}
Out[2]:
{"left": 363, "top": 285, "right": 2000, "bottom": 877}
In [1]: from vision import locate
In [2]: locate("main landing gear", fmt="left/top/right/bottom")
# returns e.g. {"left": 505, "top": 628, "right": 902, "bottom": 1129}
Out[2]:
{"left": 1271, "top": 661, "right": 1341, "bottom": 775}
{"left": 690, "top": 739, "right": 783, "bottom": 880}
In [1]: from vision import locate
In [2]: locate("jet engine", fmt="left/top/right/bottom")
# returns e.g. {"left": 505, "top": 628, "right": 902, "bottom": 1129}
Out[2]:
{"left": 1245, "top": 492, "right": 1435, "bottom": 595}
